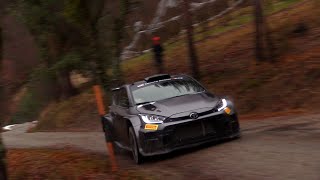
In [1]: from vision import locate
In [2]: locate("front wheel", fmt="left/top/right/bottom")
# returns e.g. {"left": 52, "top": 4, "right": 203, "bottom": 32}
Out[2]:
{"left": 129, "top": 127, "right": 144, "bottom": 164}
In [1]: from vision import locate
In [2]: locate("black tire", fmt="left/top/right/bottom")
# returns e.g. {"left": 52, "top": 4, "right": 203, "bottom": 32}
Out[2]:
{"left": 111, "top": 141, "right": 123, "bottom": 155}
{"left": 129, "top": 127, "right": 144, "bottom": 164}
{"left": 231, "top": 132, "right": 241, "bottom": 140}
{"left": 104, "top": 130, "right": 122, "bottom": 155}
{"left": 235, "top": 132, "right": 242, "bottom": 139}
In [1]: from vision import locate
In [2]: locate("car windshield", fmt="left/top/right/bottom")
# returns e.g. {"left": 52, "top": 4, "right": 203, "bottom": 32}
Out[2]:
{"left": 132, "top": 78, "right": 205, "bottom": 105}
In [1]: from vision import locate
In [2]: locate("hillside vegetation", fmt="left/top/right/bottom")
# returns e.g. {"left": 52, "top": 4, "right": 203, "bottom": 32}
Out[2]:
{"left": 123, "top": 0, "right": 320, "bottom": 114}
{"left": 33, "top": 0, "right": 320, "bottom": 132}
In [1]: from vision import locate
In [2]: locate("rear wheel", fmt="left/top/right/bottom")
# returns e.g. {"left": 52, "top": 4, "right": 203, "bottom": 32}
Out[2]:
{"left": 129, "top": 127, "right": 144, "bottom": 164}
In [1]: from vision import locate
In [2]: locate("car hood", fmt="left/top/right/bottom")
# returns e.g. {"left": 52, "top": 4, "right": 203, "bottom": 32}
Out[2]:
{"left": 136, "top": 92, "right": 220, "bottom": 117}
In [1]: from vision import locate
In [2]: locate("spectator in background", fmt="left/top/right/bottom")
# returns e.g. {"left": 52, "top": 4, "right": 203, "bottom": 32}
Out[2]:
{"left": 152, "top": 36, "right": 164, "bottom": 74}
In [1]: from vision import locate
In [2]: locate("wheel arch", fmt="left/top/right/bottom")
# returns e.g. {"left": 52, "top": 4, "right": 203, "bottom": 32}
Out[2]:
{"left": 102, "top": 115, "right": 115, "bottom": 142}
{"left": 126, "top": 116, "right": 142, "bottom": 146}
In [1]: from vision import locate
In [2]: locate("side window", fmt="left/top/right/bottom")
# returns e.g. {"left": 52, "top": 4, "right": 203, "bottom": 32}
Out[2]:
{"left": 112, "top": 91, "right": 119, "bottom": 106}
{"left": 118, "top": 88, "right": 130, "bottom": 107}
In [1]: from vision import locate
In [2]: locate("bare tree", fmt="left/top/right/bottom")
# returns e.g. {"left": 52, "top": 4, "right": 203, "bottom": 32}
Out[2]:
{"left": 253, "top": 0, "right": 265, "bottom": 61}
{"left": 182, "top": 0, "right": 200, "bottom": 80}
{"left": 0, "top": 4, "right": 8, "bottom": 179}
{"left": 253, "top": 0, "right": 275, "bottom": 62}
{"left": 112, "top": 0, "right": 130, "bottom": 86}
{"left": 264, "top": 2, "right": 275, "bottom": 61}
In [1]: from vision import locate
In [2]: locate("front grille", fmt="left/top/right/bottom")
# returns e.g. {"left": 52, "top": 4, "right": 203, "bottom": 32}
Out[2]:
{"left": 203, "top": 114, "right": 225, "bottom": 135}
{"left": 164, "top": 121, "right": 203, "bottom": 145}
{"left": 166, "top": 109, "right": 215, "bottom": 122}
{"left": 163, "top": 114, "right": 239, "bottom": 148}
{"left": 174, "top": 121, "right": 203, "bottom": 140}
{"left": 202, "top": 114, "right": 238, "bottom": 136}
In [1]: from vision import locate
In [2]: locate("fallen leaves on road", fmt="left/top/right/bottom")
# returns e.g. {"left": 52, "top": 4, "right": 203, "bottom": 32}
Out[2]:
{"left": 8, "top": 148, "right": 150, "bottom": 180}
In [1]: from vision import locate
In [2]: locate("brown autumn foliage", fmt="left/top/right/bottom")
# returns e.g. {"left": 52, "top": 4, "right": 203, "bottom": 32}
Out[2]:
{"left": 123, "top": 0, "right": 320, "bottom": 115}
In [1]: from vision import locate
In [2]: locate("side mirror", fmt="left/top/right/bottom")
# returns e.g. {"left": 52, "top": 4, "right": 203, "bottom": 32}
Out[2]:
{"left": 120, "top": 99, "right": 130, "bottom": 108}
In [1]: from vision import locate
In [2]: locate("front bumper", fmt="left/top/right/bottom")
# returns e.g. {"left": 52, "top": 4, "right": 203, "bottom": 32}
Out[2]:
{"left": 138, "top": 112, "right": 240, "bottom": 156}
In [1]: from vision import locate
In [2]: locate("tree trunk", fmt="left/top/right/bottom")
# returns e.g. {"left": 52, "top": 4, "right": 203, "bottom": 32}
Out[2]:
{"left": 254, "top": 0, "right": 265, "bottom": 61}
{"left": 112, "top": 19, "right": 124, "bottom": 87}
{"left": 0, "top": 11, "right": 9, "bottom": 180}
{"left": 47, "top": 34, "right": 77, "bottom": 100}
{"left": 264, "top": 2, "right": 275, "bottom": 61}
{"left": 86, "top": 0, "right": 111, "bottom": 91}
{"left": 57, "top": 70, "right": 77, "bottom": 99}
{"left": 183, "top": 0, "right": 200, "bottom": 80}
{"left": 254, "top": 0, "right": 275, "bottom": 62}
{"left": 112, "top": 0, "right": 130, "bottom": 87}
{"left": 0, "top": 140, "right": 7, "bottom": 180}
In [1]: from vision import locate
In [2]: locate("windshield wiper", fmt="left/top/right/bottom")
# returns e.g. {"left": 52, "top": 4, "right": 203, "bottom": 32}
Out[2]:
{"left": 164, "top": 91, "right": 204, "bottom": 101}
{"left": 164, "top": 94, "right": 191, "bottom": 101}
{"left": 136, "top": 101, "right": 155, "bottom": 106}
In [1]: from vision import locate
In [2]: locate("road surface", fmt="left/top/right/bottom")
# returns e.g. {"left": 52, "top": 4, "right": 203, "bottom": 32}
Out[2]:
{"left": 3, "top": 122, "right": 106, "bottom": 153}
{"left": 3, "top": 114, "right": 320, "bottom": 180}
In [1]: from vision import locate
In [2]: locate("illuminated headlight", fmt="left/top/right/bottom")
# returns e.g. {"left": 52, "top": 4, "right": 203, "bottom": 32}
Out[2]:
{"left": 139, "top": 114, "right": 166, "bottom": 124}
{"left": 217, "top": 99, "right": 228, "bottom": 111}
{"left": 216, "top": 99, "right": 232, "bottom": 115}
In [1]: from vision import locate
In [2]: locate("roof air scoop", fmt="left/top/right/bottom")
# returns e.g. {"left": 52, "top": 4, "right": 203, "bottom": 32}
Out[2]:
{"left": 144, "top": 74, "right": 171, "bottom": 83}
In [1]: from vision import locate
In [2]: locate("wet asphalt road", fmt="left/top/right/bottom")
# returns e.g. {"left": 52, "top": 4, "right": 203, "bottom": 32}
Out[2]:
{"left": 3, "top": 114, "right": 320, "bottom": 180}
{"left": 2, "top": 122, "right": 106, "bottom": 153}
{"left": 121, "top": 114, "right": 320, "bottom": 180}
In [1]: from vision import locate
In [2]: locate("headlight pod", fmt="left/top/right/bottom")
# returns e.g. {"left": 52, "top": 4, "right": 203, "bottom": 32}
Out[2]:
{"left": 217, "top": 99, "right": 228, "bottom": 111}
{"left": 139, "top": 114, "right": 166, "bottom": 124}
{"left": 216, "top": 98, "right": 233, "bottom": 115}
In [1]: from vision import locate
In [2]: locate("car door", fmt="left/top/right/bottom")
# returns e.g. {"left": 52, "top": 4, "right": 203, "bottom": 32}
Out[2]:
{"left": 112, "top": 87, "right": 131, "bottom": 146}
{"left": 109, "top": 90, "right": 120, "bottom": 141}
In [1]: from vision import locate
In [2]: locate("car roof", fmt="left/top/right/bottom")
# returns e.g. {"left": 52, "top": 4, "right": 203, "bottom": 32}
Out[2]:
{"left": 111, "top": 74, "right": 192, "bottom": 91}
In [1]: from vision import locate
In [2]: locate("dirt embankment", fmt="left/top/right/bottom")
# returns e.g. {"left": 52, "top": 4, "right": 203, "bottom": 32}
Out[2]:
{"left": 123, "top": 0, "right": 320, "bottom": 115}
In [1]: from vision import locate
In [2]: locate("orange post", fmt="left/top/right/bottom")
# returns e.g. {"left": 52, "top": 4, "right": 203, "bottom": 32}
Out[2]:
{"left": 93, "top": 85, "right": 106, "bottom": 116}
{"left": 107, "top": 143, "right": 118, "bottom": 172}
{"left": 93, "top": 85, "right": 118, "bottom": 172}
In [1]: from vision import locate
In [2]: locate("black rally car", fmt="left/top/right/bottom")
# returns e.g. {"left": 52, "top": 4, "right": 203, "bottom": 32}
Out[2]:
{"left": 103, "top": 74, "right": 240, "bottom": 164}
